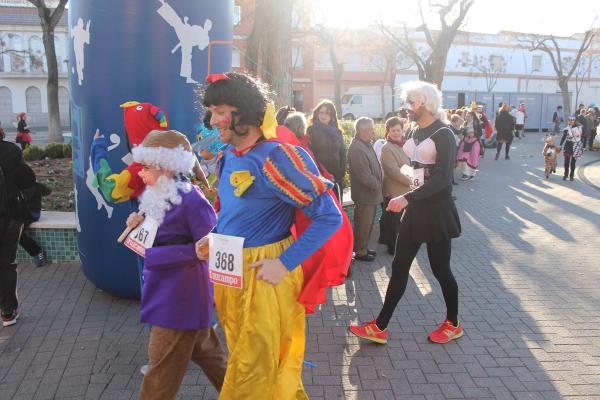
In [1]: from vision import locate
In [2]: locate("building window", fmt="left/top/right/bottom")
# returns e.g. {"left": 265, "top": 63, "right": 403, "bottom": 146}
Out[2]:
{"left": 317, "top": 51, "right": 332, "bottom": 69}
{"left": 9, "top": 34, "right": 26, "bottom": 72}
{"left": 54, "top": 35, "right": 66, "bottom": 73}
{"left": 29, "top": 35, "right": 44, "bottom": 73}
{"left": 0, "top": 86, "right": 13, "bottom": 114}
{"left": 0, "top": 35, "right": 5, "bottom": 72}
{"left": 460, "top": 51, "right": 470, "bottom": 67}
{"left": 532, "top": 55, "right": 542, "bottom": 71}
{"left": 292, "top": 45, "right": 303, "bottom": 69}
{"left": 233, "top": 5, "right": 241, "bottom": 26}
{"left": 292, "top": 5, "right": 302, "bottom": 29}
{"left": 25, "top": 86, "right": 42, "bottom": 113}
{"left": 293, "top": 90, "right": 303, "bottom": 111}
{"left": 346, "top": 54, "right": 361, "bottom": 71}
{"left": 232, "top": 46, "right": 241, "bottom": 68}
{"left": 562, "top": 56, "right": 574, "bottom": 69}
{"left": 489, "top": 55, "right": 505, "bottom": 70}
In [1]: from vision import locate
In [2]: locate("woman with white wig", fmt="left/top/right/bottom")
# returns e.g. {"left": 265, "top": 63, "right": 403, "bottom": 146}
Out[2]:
{"left": 349, "top": 80, "right": 463, "bottom": 345}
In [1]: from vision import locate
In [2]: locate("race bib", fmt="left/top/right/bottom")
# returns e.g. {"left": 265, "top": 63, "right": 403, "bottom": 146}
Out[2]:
{"left": 400, "top": 165, "right": 425, "bottom": 190}
{"left": 208, "top": 233, "right": 245, "bottom": 289}
{"left": 123, "top": 217, "right": 159, "bottom": 257}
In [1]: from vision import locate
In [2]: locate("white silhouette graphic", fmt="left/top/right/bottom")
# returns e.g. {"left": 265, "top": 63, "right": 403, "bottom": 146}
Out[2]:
{"left": 157, "top": 0, "right": 212, "bottom": 83}
{"left": 74, "top": 185, "right": 81, "bottom": 232}
{"left": 86, "top": 131, "right": 114, "bottom": 220}
{"left": 70, "top": 18, "right": 91, "bottom": 86}
{"left": 108, "top": 133, "right": 121, "bottom": 151}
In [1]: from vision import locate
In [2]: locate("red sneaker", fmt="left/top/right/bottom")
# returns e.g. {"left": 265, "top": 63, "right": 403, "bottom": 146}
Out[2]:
{"left": 428, "top": 320, "right": 463, "bottom": 344}
{"left": 348, "top": 320, "right": 388, "bottom": 344}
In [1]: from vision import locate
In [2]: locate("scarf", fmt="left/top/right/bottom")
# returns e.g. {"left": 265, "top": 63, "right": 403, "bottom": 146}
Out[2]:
{"left": 313, "top": 119, "right": 343, "bottom": 145}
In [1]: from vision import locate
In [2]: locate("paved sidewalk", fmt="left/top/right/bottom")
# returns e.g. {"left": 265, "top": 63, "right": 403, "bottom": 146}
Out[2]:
{"left": 2, "top": 133, "right": 600, "bottom": 399}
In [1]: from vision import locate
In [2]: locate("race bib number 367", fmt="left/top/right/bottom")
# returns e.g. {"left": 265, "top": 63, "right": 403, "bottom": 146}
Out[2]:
{"left": 208, "top": 233, "right": 245, "bottom": 289}
{"left": 123, "top": 217, "right": 159, "bottom": 257}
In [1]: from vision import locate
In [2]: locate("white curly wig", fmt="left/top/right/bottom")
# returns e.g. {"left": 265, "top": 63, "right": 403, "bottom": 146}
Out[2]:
{"left": 399, "top": 80, "right": 448, "bottom": 124}
{"left": 132, "top": 130, "right": 196, "bottom": 174}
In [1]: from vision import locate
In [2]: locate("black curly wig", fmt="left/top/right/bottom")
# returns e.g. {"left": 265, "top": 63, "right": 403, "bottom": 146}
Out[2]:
{"left": 199, "top": 72, "right": 273, "bottom": 136}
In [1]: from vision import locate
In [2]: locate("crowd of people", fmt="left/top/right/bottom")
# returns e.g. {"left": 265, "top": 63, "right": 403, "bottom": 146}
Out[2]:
{"left": 2, "top": 72, "right": 600, "bottom": 399}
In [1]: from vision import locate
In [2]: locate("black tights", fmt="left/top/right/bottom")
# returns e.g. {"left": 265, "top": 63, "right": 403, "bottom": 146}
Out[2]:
{"left": 564, "top": 155, "right": 576, "bottom": 179}
{"left": 376, "top": 239, "right": 458, "bottom": 330}
{"left": 19, "top": 230, "right": 42, "bottom": 257}
{"left": 496, "top": 141, "right": 511, "bottom": 157}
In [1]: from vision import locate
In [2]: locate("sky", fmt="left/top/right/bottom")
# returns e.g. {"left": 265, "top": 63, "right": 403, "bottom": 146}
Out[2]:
{"left": 311, "top": 0, "right": 600, "bottom": 37}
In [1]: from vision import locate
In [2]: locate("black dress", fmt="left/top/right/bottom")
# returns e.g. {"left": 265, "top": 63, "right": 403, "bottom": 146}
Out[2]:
{"left": 398, "top": 120, "right": 461, "bottom": 244}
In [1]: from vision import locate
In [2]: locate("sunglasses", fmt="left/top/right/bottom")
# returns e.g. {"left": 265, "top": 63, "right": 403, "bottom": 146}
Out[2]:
{"left": 402, "top": 98, "right": 422, "bottom": 111}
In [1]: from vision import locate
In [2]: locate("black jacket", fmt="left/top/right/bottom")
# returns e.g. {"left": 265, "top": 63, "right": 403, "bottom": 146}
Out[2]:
{"left": 495, "top": 111, "right": 515, "bottom": 142}
{"left": 0, "top": 140, "right": 27, "bottom": 219}
{"left": 307, "top": 122, "right": 347, "bottom": 187}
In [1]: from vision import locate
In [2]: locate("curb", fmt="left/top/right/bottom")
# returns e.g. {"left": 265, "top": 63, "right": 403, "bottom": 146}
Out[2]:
{"left": 578, "top": 157, "right": 600, "bottom": 193}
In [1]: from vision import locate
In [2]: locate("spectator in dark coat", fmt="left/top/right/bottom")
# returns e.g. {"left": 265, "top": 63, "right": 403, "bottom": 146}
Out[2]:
{"left": 307, "top": 100, "right": 347, "bottom": 201}
{"left": 494, "top": 103, "right": 515, "bottom": 160}
{"left": 348, "top": 117, "right": 382, "bottom": 262}
{"left": 0, "top": 125, "right": 27, "bottom": 326}
{"left": 15, "top": 164, "right": 51, "bottom": 267}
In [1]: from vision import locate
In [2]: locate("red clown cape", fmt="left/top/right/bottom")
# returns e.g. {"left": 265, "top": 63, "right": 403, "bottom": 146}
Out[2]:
{"left": 275, "top": 126, "right": 353, "bottom": 313}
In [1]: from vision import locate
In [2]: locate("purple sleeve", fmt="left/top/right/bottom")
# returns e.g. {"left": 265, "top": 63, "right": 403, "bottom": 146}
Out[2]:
{"left": 186, "top": 187, "right": 217, "bottom": 241}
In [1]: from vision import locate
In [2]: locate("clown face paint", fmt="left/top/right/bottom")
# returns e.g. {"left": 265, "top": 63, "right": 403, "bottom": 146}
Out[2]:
{"left": 401, "top": 98, "right": 422, "bottom": 111}
{"left": 209, "top": 104, "right": 237, "bottom": 144}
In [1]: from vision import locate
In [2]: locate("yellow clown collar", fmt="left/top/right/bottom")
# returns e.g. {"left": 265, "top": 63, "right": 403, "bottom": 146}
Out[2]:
{"left": 260, "top": 102, "right": 277, "bottom": 139}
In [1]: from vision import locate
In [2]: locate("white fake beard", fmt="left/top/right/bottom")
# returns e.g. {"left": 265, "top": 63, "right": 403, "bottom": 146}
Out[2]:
{"left": 138, "top": 175, "right": 191, "bottom": 225}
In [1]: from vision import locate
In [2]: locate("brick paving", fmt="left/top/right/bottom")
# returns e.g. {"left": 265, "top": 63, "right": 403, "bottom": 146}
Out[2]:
{"left": 1, "top": 133, "right": 600, "bottom": 399}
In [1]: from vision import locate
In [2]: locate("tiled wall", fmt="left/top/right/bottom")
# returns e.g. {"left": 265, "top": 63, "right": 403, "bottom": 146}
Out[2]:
{"left": 16, "top": 228, "right": 79, "bottom": 263}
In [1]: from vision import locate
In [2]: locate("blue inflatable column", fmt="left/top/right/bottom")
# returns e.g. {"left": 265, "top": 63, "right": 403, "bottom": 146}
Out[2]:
{"left": 68, "top": 0, "right": 233, "bottom": 298}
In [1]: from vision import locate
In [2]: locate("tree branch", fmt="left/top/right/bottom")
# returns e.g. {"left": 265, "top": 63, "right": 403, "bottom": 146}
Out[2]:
{"left": 49, "top": 0, "right": 68, "bottom": 30}
{"left": 565, "top": 29, "right": 595, "bottom": 79}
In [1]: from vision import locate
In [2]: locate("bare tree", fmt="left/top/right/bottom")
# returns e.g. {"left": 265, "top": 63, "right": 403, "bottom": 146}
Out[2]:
{"left": 245, "top": 0, "right": 293, "bottom": 107}
{"left": 366, "top": 34, "right": 403, "bottom": 117}
{"left": 379, "top": 0, "right": 475, "bottom": 87}
{"left": 573, "top": 55, "right": 588, "bottom": 109}
{"left": 524, "top": 27, "right": 597, "bottom": 117}
{"left": 310, "top": 24, "right": 345, "bottom": 117}
{"left": 467, "top": 55, "right": 507, "bottom": 92}
{"left": 28, "top": 0, "right": 68, "bottom": 143}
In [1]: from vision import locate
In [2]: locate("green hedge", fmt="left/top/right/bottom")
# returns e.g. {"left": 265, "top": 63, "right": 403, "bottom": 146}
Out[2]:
{"left": 44, "top": 143, "right": 64, "bottom": 159}
{"left": 22, "top": 143, "right": 73, "bottom": 161}
{"left": 23, "top": 145, "right": 45, "bottom": 161}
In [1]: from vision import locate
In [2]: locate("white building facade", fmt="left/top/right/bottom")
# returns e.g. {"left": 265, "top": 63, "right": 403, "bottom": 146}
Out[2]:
{"left": 0, "top": 0, "right": 69, "bottom": 129}
{"left": 393, "top": 30, "right": 600, "bottom": 128}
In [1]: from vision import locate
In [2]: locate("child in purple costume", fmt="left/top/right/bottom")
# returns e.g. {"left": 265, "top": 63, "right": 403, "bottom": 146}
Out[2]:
{"left": 125, "top": 130, "right": 226, "bottom": 400}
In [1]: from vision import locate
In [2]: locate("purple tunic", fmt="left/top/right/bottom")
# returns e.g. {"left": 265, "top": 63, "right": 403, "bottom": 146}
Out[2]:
{"left": 140, "top": 186, "right": 217, "bottom": 330}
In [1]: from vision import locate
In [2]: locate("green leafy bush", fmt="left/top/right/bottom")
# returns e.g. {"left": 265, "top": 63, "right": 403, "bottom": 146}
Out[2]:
{"left": 63, "top": 143, "right": 72, "bottom": 158}
{"left": 44, "top": 143, "right": 64, "bottom": 159}
{"left": 23, "top": 145, "right": 45, "bottom": 161}
{"left": 339, "top": 120, "right": 385, "bottom": 143}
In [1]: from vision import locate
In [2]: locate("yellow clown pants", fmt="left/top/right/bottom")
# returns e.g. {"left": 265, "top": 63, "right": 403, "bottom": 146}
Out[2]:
{"left": 214, "top": 236, "right": 308, "bottom": 400}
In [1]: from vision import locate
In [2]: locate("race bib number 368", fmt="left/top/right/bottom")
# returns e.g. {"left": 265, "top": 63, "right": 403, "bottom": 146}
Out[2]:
{"left": 208, "top": 233, "right": 245, "bottom": 289}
